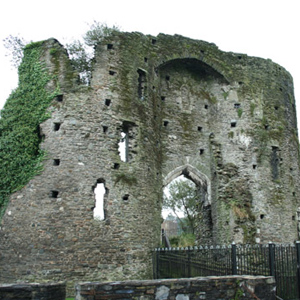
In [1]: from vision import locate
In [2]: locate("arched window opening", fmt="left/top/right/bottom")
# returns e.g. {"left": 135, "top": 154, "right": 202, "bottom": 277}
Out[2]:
{"left": 93, "top": 179, "right": 108, "bottom": 220}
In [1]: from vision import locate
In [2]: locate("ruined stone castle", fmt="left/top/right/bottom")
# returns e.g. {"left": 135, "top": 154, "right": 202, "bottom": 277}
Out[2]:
{"left": 0, "top": 32, "right": 299, "bottom": 289}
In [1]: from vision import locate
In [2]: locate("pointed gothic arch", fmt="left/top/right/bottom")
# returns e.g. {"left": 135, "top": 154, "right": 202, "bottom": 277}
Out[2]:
{"left": 163, "top": 164, "right": 211, "bottom": 206}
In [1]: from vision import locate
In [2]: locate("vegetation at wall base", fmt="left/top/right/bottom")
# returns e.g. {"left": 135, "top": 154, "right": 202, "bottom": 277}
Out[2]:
{"left": 0, "top": 41, "right": 59, "bottom": 220}
{"left": 169, "top": 233, "right": 196, "bottom": 247}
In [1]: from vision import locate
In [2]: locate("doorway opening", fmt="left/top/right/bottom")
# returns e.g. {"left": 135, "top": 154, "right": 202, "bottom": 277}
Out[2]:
{"left": 162, "top": 165, "right": 213, "bottom": 247}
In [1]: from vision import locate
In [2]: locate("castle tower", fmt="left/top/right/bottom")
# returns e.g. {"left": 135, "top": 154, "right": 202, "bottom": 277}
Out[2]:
{"left": 0, "top": 32, "right": 299, "bottom": 291}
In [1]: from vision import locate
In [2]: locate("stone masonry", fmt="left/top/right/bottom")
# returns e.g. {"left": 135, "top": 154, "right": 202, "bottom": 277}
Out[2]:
{"left": 0, "top": 32, "right": 299, "bottom": 292}
{"left": 75, "top": 276, "right": 276, "bottom": 300}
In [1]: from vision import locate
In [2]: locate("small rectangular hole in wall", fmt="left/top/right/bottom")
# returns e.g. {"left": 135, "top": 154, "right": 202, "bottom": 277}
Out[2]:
{"left": 50, "top": 190, "right": 59, "bottom": 198}
{"left": 55, "top": 95, "right": 63, "bottom": 102}
{"left": 166, "top": 75, "right": 170, "bottom": 81}
{"left": 107, "top": 44, "right": 113, "bottom": 50}
{"left": 234, "top": 103, "right": 241, "bottom": 109}
{"left": 231, "top": 121, "right": 236, "bottom": 128}
{"left": 253, "top": 164, "right": 257, "bottom": 169}
{"left": 260, "top": 214, "right": 265, "bottom": 219}
{"left": 102, "top": 126, "right": 108, "bottom": 133}
{"left": 198, "top": 126, "right": 203, "bottom": 132}
{"left": 292, "top": 215, "right": 295, "bottom": 220}
{"left": 163, "top": 120, "right": 169, "bottom": 127}
{"left": 122, "top": 194, "right": 129, "bottom": 201}
{"left": 53, "top": 159, "right": 60, "bottom": 166}
{"left": 274, "top": 106, "right": 279, "bottom": 110}
{"left": 161, "top": 96, "right": 166, "bottom": 101}
{"left": 105, "top": 99, "right": 111, "bottom": 106}
{"left": 113, "top": 163, "right": 120, "bottom": 170}
{"left": 144, "top": 57, "right": 148, "bottom": 63}
{"left": 200, "top": 149, "right": 204, "bottom": 155}
{"left": 54, "top": 123, "right": 61, "bottom": 131}
{"left": 293, "top": 192, "right": 296, "bottom": 197}
{"left": 204, "top": 104, "right": 208, "bottom": 109}
{"left": 109, "top": 70, "right": 116, "bottom": 76}
{"left": 152, "top": 39, "right": 157, "bottom": 45}
{"left": 264, "top": 125, "right": 269, "bottom": 130}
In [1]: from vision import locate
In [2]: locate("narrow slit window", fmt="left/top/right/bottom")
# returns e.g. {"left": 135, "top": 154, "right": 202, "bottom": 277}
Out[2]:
{"left": 137, "top": 69, "right": 147, "bottom": 100}
{"left": 118, "top": 132, "right": 127, "bottom": 162}
{"left": 118, "top": 121, "right": 137, "bottom": 162}
{"left": 204, "top": 104, "right": 208, "bottom": 109}
{"left": 93, "top": 180, "right": 107, "bottom": 220}
{"left": 200, "top": 149, "right": 204, "bottom": 155}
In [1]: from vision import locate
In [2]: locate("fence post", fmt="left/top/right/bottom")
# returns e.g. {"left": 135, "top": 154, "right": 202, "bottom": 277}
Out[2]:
{"left": 155, "top": 248, "right": 160, "bottom": 279}
{"left": 231, "top": 242, "right": 237, "bottom": 275}
{"left": 188, "top": 247, "right": 191, "bottom": 278}
{"left": 268, "top": 242, "right": 275, "bottom": 277}
{"left": 296, "top": 241, "right": 300, "bottom": 298}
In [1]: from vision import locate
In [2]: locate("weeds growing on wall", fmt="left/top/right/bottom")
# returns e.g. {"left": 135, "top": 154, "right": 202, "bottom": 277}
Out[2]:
{"left": 0, "top": 41, "right": 59, "bottom": 220}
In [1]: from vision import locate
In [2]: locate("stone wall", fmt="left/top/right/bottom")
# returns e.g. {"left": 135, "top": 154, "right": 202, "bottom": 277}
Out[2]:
{"left": 0, "top": 282, "right": 66, "bottom": 300}
{"left": 75, "top": 276, "right": 276, "bottom": 300}
{"left": 0, "top": 32, "right": 299, "bottom": 292}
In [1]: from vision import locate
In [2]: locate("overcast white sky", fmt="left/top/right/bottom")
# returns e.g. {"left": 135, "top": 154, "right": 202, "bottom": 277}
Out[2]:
{"left": 0, "top": 0, "right": 299, "bottom": 130}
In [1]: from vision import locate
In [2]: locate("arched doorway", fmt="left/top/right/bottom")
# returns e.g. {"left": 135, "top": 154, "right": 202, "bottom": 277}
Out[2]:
{"left": 163, "top": 165, "right": 213, "bottom": 245}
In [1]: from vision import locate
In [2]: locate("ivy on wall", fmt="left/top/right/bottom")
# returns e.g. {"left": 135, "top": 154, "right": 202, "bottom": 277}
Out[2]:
{"left": 0, "top": 41, "right": 59, "bottom": 219}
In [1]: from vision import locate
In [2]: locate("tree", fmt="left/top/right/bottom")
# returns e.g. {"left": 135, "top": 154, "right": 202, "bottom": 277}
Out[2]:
{"left": 3, "top": 34, "right": 26, "bottom": 68}
{"left": 66, "top": 21, "right": 120, "bottom": 84}
{"left": 3, "top": 22, "right": 121, "bottom": 85}
{"left": 163, "top": 179, "right": 199, "bottom": 234}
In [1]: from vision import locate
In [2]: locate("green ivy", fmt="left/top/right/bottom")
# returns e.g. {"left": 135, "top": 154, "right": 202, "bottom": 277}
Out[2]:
{"left": 0, "top": 41, "right": 59, "bottom": 219}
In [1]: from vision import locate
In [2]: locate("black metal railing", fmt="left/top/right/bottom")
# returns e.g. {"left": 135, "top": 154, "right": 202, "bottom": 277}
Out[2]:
{"left": 153, "top": 242, "right": 300, "bottom": 300}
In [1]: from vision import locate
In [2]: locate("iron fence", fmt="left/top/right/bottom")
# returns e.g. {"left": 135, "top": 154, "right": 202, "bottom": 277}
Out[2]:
{"left": 153, "top": 242, "right": 300, "bottom": 300}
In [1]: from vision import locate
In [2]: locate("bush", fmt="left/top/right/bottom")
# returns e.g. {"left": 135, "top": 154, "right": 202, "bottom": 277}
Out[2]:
{"left": 169, "top": 233, "right": 195, "bottom": 247}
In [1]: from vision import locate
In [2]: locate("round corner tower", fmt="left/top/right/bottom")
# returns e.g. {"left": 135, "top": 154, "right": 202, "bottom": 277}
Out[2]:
{"left": 0, "top": 32, "right": 300, "bottom": 290}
